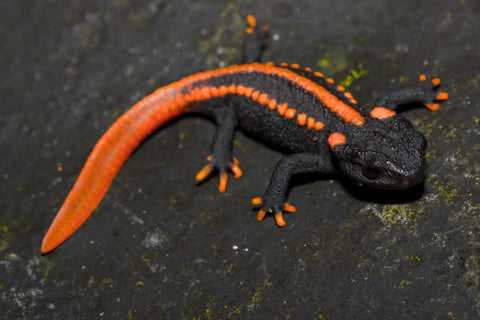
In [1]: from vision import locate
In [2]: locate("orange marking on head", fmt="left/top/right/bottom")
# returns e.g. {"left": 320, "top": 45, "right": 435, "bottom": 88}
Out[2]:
{"left": 277, "top": 103, "right": 288, "bottom": 115}
{"left": 247, "top": 15, "right": 256, "bottom": 27}
{"left": 436, "top": 92, "right": 448, "bottom": 100}
{"left": 370, "top": 107, "right": 396, "bottom": 119}
{"left": 297, "top": 113, "right": 307, "bottom": 126}
{"left": 314, "top": 71, "right": 324, "bottom": 77}
{"left": 328, "top": 132, "right": 346, "bottom": 148}
{"left": 258, "top": 93, "right": 269, "bottom": 104}
{"left": 285, "top": 108, "right": 296, "bottom": 119}
{"left": 337, "top": 85, "right": 345, "bottom": 92}
{"left": 304, "top": 67, "right": 312, "bottom": 72}
{"left": 268, "top": 99, "right": 277, "bottom": 110}
{"left": 307, "top": 117, "right": 315, "bottom": 129}
{"left": 431, "top": 78, "right": 441, "bottom": 87}
{"left": 314, "top": 121, "right": 324, "bottom": 130}
{"left": 419, "top": 74, "right": 426, "bottom": 81}
{"left": 251, "top": 90, "right": 260, "bottom": 101}
{"left": 327, "top": 78, "right": 334, "bottom": 84}
{"left": 290, "top": 63, "right": 300, "bottom": 69}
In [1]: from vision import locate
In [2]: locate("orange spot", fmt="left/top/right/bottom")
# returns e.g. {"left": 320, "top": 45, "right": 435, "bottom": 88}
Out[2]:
{"left": 314, "top": 71, "right": 324, "bottom": 77}
{"left": 344, "top": 92, "right": 354, "bottom": 100}
{"left": 297, "top": 113, "right": 307, "bottom": 126}
{"left": 247, "top": 15, "right": 256, "bottom": 27}
{"left": 285, "top": 108, "right": 296, "bottom": 119}
{"left": 235, "top": 85, "right": 245, "bottom": 95}
{"left": 268, "top": 99, "right": 277, "bottom": 110}
{"left": 244, "top": 87, "right": 253, "bottom": 97}
{"left": 307, "top": 117, "right": 315, "bottom": 129}
{"left": 328, "top": 132, "right": 346, "bottom": 148}
{"left": 370, "top": 107, "right": 396, "bottom": 119}
{"left": 304, "top": 67, "right": 312, "bottom": 72}
{"left": 436, "top": 92, "right": 449, "bottom": 100}
{"left": 419, "top": 74, "right": 426, "bottom": 81}
{"left": 257, "top": 209, "right": 267, "bottom": 222}
{"left": 227, "top": 84, "right": 236, "bottom": 93}
{"left": 280, "top": 62, "right": 288, "bottom": 67}
{"left": 219, "top": 85, "right": 228, "bottom": 95}
{"left": 258, "top": 93, "right": 269, "bottom": 104}
{"left": 251, "top": 197, "right": 263, "bottom": 205}
{"left": 277, "top": 103, "right": 288, "bottom": 115}
{"left": 327, "top": 78, "right": 334, "bottom": 84}
{"left": 251, "top": 90, "right": 260, "bottom": 101}
{"left": 314, "top": 121, "right": 324, "bottom": 130}
{"left": 337, "top": 85, "right": 345, "bottom": 92}
{"left": 265, "top": 61, "right": 274, "bottom": 66}
{"left": 274, "top": 212, "right": 286, "bottom": 227}
{"left": 246, "top": 27, "right": 253, "bottom": 34}
{"left": 218, "top": 172, "right": 228, "bottom": 193}
{"left": 431, "top": 78, "right": 441, "bottom": 87}
{"left": 290, "top": 63, "right": 300, "bottom": 69}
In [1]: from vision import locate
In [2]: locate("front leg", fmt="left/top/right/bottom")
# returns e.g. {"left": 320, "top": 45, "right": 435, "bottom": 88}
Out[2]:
{"left": 252, "top": 153, "right": 336, "bottom": 227}
{"left": 374, "top": 75, "right": 448, "bottom": 112}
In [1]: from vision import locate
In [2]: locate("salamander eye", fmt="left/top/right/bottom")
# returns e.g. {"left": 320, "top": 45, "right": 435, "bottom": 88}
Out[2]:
{"left": 362, "top": 166, "right": 385, "bottom": 180}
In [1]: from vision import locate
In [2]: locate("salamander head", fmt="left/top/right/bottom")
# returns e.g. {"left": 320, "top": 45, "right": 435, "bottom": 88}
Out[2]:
{"left": 329, "top": 115, "right": 427, "bottom": 189}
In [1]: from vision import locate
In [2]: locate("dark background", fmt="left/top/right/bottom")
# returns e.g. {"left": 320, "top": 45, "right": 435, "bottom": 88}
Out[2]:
{"left": 1, "top": 0, "right": 479, "bottom": 319}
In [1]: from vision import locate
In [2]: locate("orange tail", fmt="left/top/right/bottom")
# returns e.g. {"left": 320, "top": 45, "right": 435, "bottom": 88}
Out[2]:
{"left": 41, "top": 83, "right": 190, "bottom": 253}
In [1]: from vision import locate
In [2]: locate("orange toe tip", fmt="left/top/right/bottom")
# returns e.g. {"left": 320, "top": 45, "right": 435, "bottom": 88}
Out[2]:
{"left": 218, "top": 172, "right": 228, "bottom": 193}
{"left": 257, "top": 209, "right": 267, "bottom": 222}
{"left": 231, "top": 166, "right": 243, "bottom": 179}
{"left": 251, "top": 197, "right": 263, "bottom": 205}
{"left": 195, "top": 164, "right": 213, "bottom": 181}
{"left": 274, "top": 212, "right": 286, "bottom": 227}
{"left": 431, "top": 78, "right": 441, "bottom": 87}
{"left": 436, "top": 92, "right": 449, "bottom": 100}
{"left": 424, "top": 103, "right": 439, "bottom": 111}
{"left": 284, "top": 203, "right": 296, "bottom": 213}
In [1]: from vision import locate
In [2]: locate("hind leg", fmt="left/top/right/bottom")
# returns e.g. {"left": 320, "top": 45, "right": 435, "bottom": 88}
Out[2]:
{"left": 242, "top": 15, "right": 270, "bottom": 63}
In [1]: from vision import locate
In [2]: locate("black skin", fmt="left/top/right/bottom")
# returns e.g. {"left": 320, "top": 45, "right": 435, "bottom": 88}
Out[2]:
{"left": 195, "top": 19, "right": 442, "bottom": 219}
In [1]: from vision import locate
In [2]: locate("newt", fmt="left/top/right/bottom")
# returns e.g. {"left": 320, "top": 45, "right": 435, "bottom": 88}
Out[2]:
{"left": 41, "top": 15, "right": 448, "bottom": 253}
